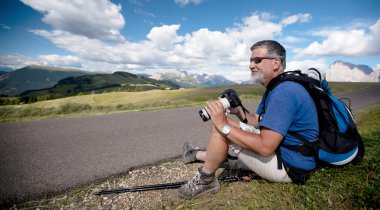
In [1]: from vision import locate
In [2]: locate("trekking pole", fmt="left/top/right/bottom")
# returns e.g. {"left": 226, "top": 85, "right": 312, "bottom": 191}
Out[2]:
{"left": 95, "top": 174, "right": 250, "bottom": 196}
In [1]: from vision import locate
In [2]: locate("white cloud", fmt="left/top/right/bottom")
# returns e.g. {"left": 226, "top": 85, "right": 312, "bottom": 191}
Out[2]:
{"left": 4, "top": 11, "right": 314, "bottom": 81}
{"left": 181, "top": 28, "right": 235, "bottom": 57}
{"left": 283, "top": 36, "right": 304, "bottom": 43}
{"left": 295, "top": 18, "right": 380, "bottom": 57}
{"left": 0, "top": 54, "right": 82, "bottom": 69}
{"left": 0, "top": 23, "right": 11, "bottom": 30}
{"left": 147, "top": 24, "right": 183, "bottom": 51}
{"left": 227, "top": 13, "right": 283, "bottom": 46}
{"left": 287, "top": 59, "right": 328, "bottom": 73}
{"left": 0, "top": 55, "right": 36, "bottom": 69}
{"left": 174, "top": 0, "right": 204, "bottom": 7}
{"left": 281, "top": 13, "right": 311, "bottom": 26}
{"left": 37, "top": 55, "right": 82, "bottom": 67}
{"left": 20, "top": 0, "right": 125, "bottom": 42}
{"left": 134, "top": 8, "right": 155, "bottom": 18}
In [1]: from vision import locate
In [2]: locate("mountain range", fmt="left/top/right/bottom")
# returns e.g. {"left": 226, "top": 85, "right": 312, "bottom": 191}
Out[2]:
{"left": 1, "top": 60, "right": 378, "bottom": 98}
{"left": 326, "top": 61, "right": 380, "bottom": 82}
{"left": 149, "top": 69, "right": 237, "bottom": 87}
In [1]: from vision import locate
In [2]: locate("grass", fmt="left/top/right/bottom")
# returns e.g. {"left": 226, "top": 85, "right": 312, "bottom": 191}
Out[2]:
{"left": 162, "top": 104, "right": 380, "bottom": 209}
{"left": 0, "top": 84, "right": 264, "bottom": 122}
{"left": 1, "top": 82, "right": 379, "bottom": 123}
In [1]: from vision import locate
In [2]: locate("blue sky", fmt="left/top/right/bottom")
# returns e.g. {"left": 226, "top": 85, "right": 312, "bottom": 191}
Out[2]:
{"left": 0, "top": 0, "right": 379, "bottom": 82}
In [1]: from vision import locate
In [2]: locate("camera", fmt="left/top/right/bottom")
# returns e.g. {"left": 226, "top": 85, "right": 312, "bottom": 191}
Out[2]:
{"left": 199, "top": 89, "right": 243, "bottom": 122}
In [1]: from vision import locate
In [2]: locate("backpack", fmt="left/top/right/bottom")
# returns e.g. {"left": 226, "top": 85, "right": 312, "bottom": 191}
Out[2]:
{"left": 261, "top": 68, "right": 365, "bottom": 168}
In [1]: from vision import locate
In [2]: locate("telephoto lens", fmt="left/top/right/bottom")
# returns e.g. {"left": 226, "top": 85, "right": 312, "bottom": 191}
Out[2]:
{"left": 198, "top": 97, "right": 230, "bottom": 122}
{"left": 199, "top": 109, "right": 210, "bottom": 122}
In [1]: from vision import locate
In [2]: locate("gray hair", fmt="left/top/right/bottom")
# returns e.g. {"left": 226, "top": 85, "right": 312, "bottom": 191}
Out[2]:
{"left": 250, "top": 40, "right": 286, "bottom": 70}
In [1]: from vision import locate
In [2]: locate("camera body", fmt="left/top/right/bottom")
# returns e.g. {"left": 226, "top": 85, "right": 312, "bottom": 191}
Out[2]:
{"left": 199, "top": 89, "right": 242, "bottom": 122}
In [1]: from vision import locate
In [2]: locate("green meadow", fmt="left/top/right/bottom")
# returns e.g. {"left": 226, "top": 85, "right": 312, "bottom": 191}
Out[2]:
{"left": 1, "top": 82, "right": 379, "bottom": 122}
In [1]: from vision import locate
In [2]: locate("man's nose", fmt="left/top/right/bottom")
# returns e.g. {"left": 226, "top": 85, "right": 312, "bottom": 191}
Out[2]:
{"left": 249, "top": 62, "right": 256, "bottom": 70}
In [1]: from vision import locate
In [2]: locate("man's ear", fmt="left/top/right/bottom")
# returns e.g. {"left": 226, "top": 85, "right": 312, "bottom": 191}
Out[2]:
{"left": 273, "top": 58, "right": 281, "bottom": 71}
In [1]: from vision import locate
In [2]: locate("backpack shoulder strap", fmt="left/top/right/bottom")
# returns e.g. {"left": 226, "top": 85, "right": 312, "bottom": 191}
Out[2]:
{"left": 260, "top": 70, "right": 315, "bottom": 121}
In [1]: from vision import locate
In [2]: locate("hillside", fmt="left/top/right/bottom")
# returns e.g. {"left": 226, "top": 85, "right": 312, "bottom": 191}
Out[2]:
{"left": 0, "top": 65, "right": 93, "bottom": 96}
{"left": 20, "top": 71, "right": 180, "bottom": 98}
{"left": 0, "top": 71, "right": 9, "bottom": 77}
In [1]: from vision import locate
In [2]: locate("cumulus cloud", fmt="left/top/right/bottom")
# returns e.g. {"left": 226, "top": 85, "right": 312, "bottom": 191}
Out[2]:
{"left": 20, "top": 0, "right": 125, "bottom": 42}
{"left": 147, "top": 24, "right": 183, "bottom": 51}
{"left": 174, "top": 0, "right": 204, "bottom": 7}
{"left": 287, "top": 59, "right": 328, "bottom": 73}
{"left": 295, "top": 18, "right": 380, "bottom": 57}
{"left": 37, "top": 55, "right": 82, "bottom": 67}
{"left": 227, "top": 13, "right": 283, "bottom": 46}
{"left": 4, "top": 11, "right": 313, "bottom": 81}
{"left": 0, "top": 54, "right": 82, "bottom": 69}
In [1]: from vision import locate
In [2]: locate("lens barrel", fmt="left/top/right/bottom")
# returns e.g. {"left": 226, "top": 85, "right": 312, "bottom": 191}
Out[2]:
{"left": 198, "top": 98, "right": 231, "bottom": 122}
{"left": 199, "top": 109, "right": 210, "bottom": 122}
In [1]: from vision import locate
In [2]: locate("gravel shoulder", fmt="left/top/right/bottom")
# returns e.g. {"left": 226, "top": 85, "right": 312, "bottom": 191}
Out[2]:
{"left": 13, "top": 159, "right": 213, "bottom": 209}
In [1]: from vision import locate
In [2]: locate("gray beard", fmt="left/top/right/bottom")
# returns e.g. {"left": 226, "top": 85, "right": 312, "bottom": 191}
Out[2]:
{"left": 251, "top": 71, "right": 264, "bottom": 84}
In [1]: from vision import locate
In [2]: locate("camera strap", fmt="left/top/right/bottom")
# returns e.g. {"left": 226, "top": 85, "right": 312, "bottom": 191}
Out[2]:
{"left": 240, "top": 104, "right": 250, "bottom": 123}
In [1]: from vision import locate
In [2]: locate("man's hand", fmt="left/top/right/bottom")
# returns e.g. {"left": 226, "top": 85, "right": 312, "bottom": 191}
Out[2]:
{"left": 204, "top": 100, "right": 228, "bottom": 131}
{"left": 229, "top": 106, "right": 244, "bottom": 115}
{"left": 229, "top": 106, "right": 246, "bottom": 122}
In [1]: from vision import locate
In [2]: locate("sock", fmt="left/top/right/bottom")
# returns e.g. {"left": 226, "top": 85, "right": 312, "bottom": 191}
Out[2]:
{"left": 199, "top": 167, "right": 215, "bottom": 178}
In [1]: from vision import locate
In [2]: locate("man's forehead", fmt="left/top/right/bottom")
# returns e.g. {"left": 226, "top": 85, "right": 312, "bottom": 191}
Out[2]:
{"left": 251, "top": 47, "right": 267, "bottom": 56}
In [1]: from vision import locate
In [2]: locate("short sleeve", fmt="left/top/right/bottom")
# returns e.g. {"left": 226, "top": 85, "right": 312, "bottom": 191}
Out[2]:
{"left": 258, "top": 87, "right": 297, "bottom": 137}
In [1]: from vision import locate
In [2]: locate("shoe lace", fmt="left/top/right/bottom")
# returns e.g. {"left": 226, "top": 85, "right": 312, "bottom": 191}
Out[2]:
{"left": 184, "top": 173, "right": 201, "bottom": 190}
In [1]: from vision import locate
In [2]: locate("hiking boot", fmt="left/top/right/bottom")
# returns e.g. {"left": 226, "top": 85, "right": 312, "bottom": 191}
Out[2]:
{"left": 182, "top": 142, "right": 200, "bottom": 164}
{"left": 177, "top": 168, "right": 220, "bottom": 199}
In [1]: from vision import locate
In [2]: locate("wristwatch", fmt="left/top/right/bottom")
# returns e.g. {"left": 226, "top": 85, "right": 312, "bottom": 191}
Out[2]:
{"left": 221, "top": 124, "right": 232, "bottom": 137}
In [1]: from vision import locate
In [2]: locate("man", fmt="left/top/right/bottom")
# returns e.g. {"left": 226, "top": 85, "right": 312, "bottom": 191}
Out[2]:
{"left": 177, "top": 40, "right": 319, "bottom": 199}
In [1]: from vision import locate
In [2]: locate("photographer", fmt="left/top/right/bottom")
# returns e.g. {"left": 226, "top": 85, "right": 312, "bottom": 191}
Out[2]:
{"left": 178, "top": 40, "right": 318, "bottom": 198}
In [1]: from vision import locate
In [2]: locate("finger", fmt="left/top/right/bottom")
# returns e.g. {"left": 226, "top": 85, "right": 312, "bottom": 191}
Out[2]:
{"left": 206, "top": 101, "right": 218, "bottom": 111}
{"left": 205, "top": 102, "right": 214, "bottom": 115}
{"left": 206, "top": 101, "right": 221, "bottom": 116}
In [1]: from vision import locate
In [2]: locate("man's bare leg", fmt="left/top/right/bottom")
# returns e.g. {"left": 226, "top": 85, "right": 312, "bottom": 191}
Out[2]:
{"left": 201, "top": 125, "right": 229, "bottom": 174}
{"left": 194, "top": 118, "right": 238, "bottom": 163}
{"left": 195, "top": 150, "right": 206, "bottom": 161}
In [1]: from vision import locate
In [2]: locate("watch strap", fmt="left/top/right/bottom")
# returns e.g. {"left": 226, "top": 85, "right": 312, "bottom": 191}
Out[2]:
{"left": 222, "top": 124, "right": 232, "bottom": 137}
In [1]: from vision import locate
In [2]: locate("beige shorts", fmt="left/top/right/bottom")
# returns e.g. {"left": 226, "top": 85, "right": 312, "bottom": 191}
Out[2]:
{"left": 230, "top": 144, "right": 292, "bottom": 183}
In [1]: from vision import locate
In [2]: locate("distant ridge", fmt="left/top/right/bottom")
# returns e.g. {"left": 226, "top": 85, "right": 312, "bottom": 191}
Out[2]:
{"left": 20, "top": 71, "right": 180, "bottom": 98}
{"left": 326, "top": 61, "right": 380, "bottom": 82}
{"left": 149, "top": 69, "right": 237, "bottom": 87}
{"left": 0, "top": 65, "right": 94, "bottom": 96}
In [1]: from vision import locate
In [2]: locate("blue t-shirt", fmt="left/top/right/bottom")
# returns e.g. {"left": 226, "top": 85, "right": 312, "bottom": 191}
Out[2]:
{"left": 256, "top": 81, "right": 318, "bottom": 170}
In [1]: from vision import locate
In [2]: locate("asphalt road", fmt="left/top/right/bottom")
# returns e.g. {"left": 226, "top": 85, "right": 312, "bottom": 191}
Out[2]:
{"left": 1, "top": 86, "right": 380, "bottom": 206}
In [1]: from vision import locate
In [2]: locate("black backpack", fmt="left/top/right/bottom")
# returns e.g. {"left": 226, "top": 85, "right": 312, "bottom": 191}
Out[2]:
{"left": 261, "top": 69, "right": 365, "bottom": 169}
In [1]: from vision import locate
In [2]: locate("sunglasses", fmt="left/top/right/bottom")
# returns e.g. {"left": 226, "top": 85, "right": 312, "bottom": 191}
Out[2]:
{"left": 249, "top": 57, "right": 277, "bottom": 64}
